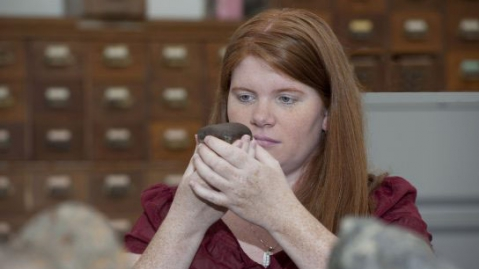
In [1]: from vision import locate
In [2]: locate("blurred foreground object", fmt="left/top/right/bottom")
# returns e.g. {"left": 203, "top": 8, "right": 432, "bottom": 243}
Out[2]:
{"left": 6, "top": 201, "right": 129, "bottom": 269}
{"left": 328, "top": 217, "right": 458, "bottom": 269}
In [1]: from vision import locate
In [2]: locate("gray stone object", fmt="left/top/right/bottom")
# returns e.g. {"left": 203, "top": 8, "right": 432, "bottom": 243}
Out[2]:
{"left": 328, "top": 217, "right": 459, "bottom": 269}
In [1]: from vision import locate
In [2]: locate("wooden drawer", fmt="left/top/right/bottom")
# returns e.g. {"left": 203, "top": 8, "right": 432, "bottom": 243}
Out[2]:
{"left": 391, "top": 0, "right": 444, "bottom": 10}
{"left": 30, "top": 171, "right": 88, "bottom": 212}
{"left": 389, "top": 54, "right": 443, "bottom": 92}
{"left": 149, "top": 79, "right": 204, "bottom": 121}
{"left": 33, "top": 121, "right": 85, "bottom": 160}
{"left": 146, "top": 166, "right": 187, "bottom": 188}
{"left": 350, "top": 54, "right": 386, "bottom": 92}
{"left": 31, "top": 80, "right": 84, "bottom": 121}
{"left": 337, "top": 0, "right": 386, "bottom": 14}
{"left": 149, "top": 120, "right": 201, "bottom": 162}
{"left": 89, "top": 82, "right": 145, "bottom": 123}
{"left": 390, "top": 11, "right": 443, "bottom": 53}
{"left": 0, "top": 173, "right": 28, "bottom": 214}
{"left": 276, "top": 0, "right": 332, "bottom": 10}
{"left": 89, "top": 42, "right": 147, "bottom": 82}
{"left": 0, "top": 40, "right": 26, "bottom": 80}
{"left": 150, "top": 43, "right": 202, "bottom": 82}
{"left": 446, "top": 51, "right": 479, "bottom": 91}
{"left": 90, "top": 123, "right": 146, "bottom": 160}
{"left": 446, "top": 13, "right": 479, "bottom": 50}
{"left": 0, "top": 81, "right": 27, "bottom": 122}
{"left": 66, "top": 0, "right": 145, "bottom": 20}
{"left": 88, "top": 170, "right": 143, "bottom": 213}
{"left": 337, "top": 14, "right": 387, "bottom": 50}
{"left": 30, "top": 41, "right": 85, "bottom": 80}
{"left": 205, "top": 43, "right": 227, "bottom": 107}
{"left": 0, "top": 123, "right": 27, "bottom": 160}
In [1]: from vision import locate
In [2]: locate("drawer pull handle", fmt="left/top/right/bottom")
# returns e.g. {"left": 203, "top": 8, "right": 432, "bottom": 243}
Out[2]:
{"left": 103, "top": 44, "right": 131, "bottom": 68}
{"left": 104, "top": 87, "right": 133, "bottom": 109}
{"left": 46, "top": 129, "right": 72, "bottom": 150}
{"left": 349, "top": 19, "right": 374, "bottom": 40}
{"left": 105, "top": 128, "right": 131, "bottom": 149}
{"left": 45, "top": 87, "right": 70, "bottom": 108}
{"left": 162, "top": 45, "right": 188, "bottom": 67}
{"left": 104, "top": 174, "right": 131, "bottom": 197}
{"left": 218, "top": 46, "right": 226, "bottom": 61}
{"left": 163, "top": 128, "right": 189, "bottom": 150}
{"left": 46, "top": 175, "right": 72, "bottom": 198}
{"left": 0, "top": 176, "right": 13, "bottom": 198}
{"left": 44, "top": 44, "right": 74, "bottom": 67}
{"left": 163, "top": 87, "right": 188, "bottom": 108}
{"left": 0, "top": 48, "right": 15, "bottom": 67}
{"left": 460, "top": 60, "right": 479, "bottom": 81}
{"left": 0, "top": 129, "right": 11, "bottom": 150}
{"left": 0, "top": 222, "right": 12, "bottom": 243}
{"left": 459, "top": 18, "right": 479, "bottom": 40}
{"left": 0, "top": 85, "right": 14, "bottom": 108}
{"left": 404, "top": 19, "right": 429, "bottom": 40}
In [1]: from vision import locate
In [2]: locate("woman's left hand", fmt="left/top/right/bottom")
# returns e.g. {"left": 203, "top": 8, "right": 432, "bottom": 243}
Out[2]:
{"left": 189, "top": 134, "right": 297, "bottom": 228}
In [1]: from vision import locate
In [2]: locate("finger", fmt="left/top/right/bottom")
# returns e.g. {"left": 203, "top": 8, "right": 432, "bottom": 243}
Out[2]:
{"left": 193, "top": 152, "right": 229, "bottom": 191}
{"left": 189, "top": 176, "right": 228, "bottom": 207}
{"left": 240, "top": 134, "right": 251, "bottom": 153}
{"left": 248, "top": 139, "right": 256, "bottom": 158}
{"left": 255, "top": 143, "right": 280, "bottom": 167}
{"left": 202, "top": 136, "right": 250, "bottom": 169}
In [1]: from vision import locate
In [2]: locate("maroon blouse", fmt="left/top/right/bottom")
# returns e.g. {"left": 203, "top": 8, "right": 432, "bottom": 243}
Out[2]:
{"left": 125, "top": 176, "right": 432, "bottom": 268}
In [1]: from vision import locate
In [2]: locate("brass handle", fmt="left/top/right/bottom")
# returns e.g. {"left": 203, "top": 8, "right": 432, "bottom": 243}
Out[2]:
{"left": 349, "top": 19, "right": 374, "bottom": 40}
{"left": 44, "top": 44, "right": 74, "bottom": 67}
{"left": 105, "top": 128, "right": 131, "bottom": 149}
{"left": 103, "top": 44, "right": 131, "bottom": 68}
{"left": 0, "top": 176, "right": 13, "bottom": 198}
{"left": 163, "top": 128, "right": 190, "bottom": 150}
{"left": 104, "top": 87, "right": 133, "bottom": 109}
{"left": 404, "top": 19, "right": 429, "bottom": 40}
{"left": 460, "top": 59, "right": 479, "bottom": 81}
{"left": 46, "top": 129, "right": 72, "bottom": 150}
{"left": 163, "top": 87, "right": 188, "bottom": 108}
{"left": 459, "top": 18, "right": 479, "bottom": 41}
{"left": 45, "top": 87, "right": 70, "bottom": 108}
{"left": 104, "top": 174, "right": 131, "bottom": 197}
{"left": 162, "top": 45, "right": 188, "bottom": 67}
{"left": 46, "top": 175, "right": 72, "bottom": 198}
{"left": 0, "top": 85, "right": 14, "bottom": 108}
{"left": 0, "top": 129, "right": 11, "bottom": 150}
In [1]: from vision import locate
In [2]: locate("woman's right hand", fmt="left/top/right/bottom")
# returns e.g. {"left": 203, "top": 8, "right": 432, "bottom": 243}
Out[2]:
{"left": 167, "top": 136, "right": 228, "bottom": 231}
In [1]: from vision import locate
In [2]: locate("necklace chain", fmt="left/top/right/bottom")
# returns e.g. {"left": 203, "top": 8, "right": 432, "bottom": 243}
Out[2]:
{"left": 248, "top": 224, "right": 280, "bottom": 252}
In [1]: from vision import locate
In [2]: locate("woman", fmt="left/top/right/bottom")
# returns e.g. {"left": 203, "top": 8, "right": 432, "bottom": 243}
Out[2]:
{"left": 125, "top": 8, "right": 432, "bottom": 269}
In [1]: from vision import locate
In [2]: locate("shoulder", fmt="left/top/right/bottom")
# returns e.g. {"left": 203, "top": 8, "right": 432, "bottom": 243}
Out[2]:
{"left": 371, "top": 176, "right": 432, "bottom": 243}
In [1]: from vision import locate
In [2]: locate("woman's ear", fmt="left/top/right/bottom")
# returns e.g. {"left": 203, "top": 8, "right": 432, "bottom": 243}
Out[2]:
{"left": 322, "top": 110, "right": 329, "bottom": 132}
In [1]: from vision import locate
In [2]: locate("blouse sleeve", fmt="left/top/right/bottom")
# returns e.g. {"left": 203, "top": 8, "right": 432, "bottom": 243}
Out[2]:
{"left": 124, "top": 184, "right": 177, "bottom": 254}
{"left": 372, "top": 176, "right": 433, "bottom": 243}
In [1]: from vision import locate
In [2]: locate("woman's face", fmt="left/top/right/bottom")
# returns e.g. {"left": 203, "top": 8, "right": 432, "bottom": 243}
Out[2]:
{"left": 227, "top": 56, "right": 328, "bottom": 180}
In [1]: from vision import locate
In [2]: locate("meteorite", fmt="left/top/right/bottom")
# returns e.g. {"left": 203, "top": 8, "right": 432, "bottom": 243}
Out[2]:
{"left": 197, "top": 123, "right": 252, "bottom": 144}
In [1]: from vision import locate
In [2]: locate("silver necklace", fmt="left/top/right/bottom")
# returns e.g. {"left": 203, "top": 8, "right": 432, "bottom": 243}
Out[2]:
{"left": 249, "top": 224, "right": 280, "bottom": 267}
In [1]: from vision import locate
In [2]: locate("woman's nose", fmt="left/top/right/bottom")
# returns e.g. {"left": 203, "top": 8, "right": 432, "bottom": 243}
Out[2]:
{"left": 250, "top": 101, "right": 274, "bottom": 127}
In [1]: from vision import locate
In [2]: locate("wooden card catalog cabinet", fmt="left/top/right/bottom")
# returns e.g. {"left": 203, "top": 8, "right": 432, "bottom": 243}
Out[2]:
{"left": 337, "top": 0, "right": 386, "bottom": 14}
{"left": 66, "top": 0, "right": 145, "bottom": 20}
{"left": 390, "top": 54, "right": 443, "bottom": 92}
{"left": 350, "top": 54, "right": 385, "bottom": 92}
{"left": 0, "top": 124, "right": 26, "bottom": 160}
{"left": 32, "top": 82, "right": 84, "bottom": 122}
{"left": 0, "top": 83, "right": 26, "bottom": 122}
{"left": 278, "top": 0, "right": 331, "bottom": 10}
{"left": 90, "top": 123, "right": 146, "bottom": 160}
{"left": 0, "top": 40, "right": 26, "bottom": 80}
{"left": 151, "top": 43, "right": 201, "bottom": 81}
{"left": 391, "top": 0, "right": 443, "bottom": 11}
{"left": 391, "top": 11, "right": 442, "bottom": 53}
{"left": 150, "top": 81, "right": 204, "bottom": 120}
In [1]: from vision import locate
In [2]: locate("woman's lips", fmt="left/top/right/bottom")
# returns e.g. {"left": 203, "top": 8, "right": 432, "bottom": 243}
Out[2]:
{"left": 253, "top": 135, "right": 280, "bottom": 148}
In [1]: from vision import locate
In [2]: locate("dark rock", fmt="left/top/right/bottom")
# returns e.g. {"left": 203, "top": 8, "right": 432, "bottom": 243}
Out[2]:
{"left": 197, "top": 122, "right": 252, "bottom": 144}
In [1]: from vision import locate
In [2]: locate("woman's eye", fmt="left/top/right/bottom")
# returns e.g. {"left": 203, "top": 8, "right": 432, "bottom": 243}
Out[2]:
{"left": 238, "top": 94, "right": 254, "bottom": 102}
{"left": 278, "top": 95, "right": 295, "bottom": 104}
